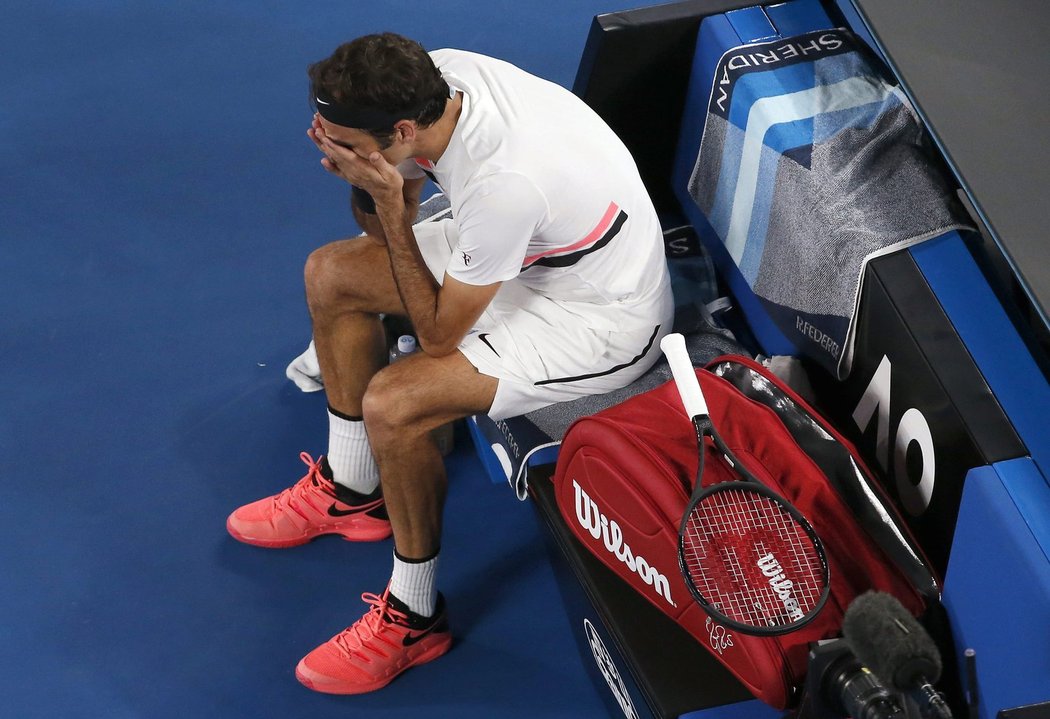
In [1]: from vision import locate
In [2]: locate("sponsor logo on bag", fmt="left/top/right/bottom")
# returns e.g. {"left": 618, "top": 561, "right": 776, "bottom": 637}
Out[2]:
{"left": 756, "top": 552, "right": 805, "bottom": 623}
{"left": 573, "top": 480, "right": 676, "bottom": 608}
{"left": 584, "top": 619, "right": 638, "bottom": 719}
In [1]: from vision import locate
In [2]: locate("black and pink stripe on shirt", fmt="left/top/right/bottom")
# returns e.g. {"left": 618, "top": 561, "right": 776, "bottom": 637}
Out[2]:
{"left": 520, "top": 201, "right": 628, "bottom": 271}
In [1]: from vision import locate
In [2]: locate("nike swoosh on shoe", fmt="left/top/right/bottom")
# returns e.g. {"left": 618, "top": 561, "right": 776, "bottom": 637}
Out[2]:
{"left": 402, "top": 616, "right": 449, "bottom": 647}
{"left": 327, "top": 499, "right": 384, "bottom": 517}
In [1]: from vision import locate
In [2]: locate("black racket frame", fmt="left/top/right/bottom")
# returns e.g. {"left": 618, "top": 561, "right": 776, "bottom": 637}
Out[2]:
{"left": 677, "top": 414, "right": 831, "bottom": 636}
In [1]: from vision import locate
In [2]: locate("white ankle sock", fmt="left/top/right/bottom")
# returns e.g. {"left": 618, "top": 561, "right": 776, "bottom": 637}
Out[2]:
{"left": 326, "top": 410, "right": 380, "bottom": 494}
{"left": 389, "top": 550, "right": 439, "bottom": 618}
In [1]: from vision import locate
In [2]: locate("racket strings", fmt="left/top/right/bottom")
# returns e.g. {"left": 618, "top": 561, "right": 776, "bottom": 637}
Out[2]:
{"left": 681, "top": 487, "right": 825, "bottom": 629}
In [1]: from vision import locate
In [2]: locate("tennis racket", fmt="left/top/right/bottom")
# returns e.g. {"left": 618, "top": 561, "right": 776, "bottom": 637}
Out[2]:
{"left": 660, "top": 333, "right": 830, "bottom": 635}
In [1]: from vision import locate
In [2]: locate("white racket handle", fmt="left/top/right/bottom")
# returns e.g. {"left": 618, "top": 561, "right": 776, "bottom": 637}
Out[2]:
{"left": 660, "top": 332, "right": 708, "bottom": 419}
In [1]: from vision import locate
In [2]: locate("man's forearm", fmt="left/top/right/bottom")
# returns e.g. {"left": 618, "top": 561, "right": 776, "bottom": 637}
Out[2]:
{"left": 353, "top": 187, "right": 420, "bottom": 243}
{"left": 374, "top": 200, "right": 450, "bottom": 353}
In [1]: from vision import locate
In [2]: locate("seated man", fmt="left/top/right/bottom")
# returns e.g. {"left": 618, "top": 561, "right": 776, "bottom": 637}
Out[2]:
{"left": 226, "top": 32, "right": 673, "bottom": 695}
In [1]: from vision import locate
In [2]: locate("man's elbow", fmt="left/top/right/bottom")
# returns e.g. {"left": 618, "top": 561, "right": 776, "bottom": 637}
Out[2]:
{"left": 416, "top": 332, "right": 463, "bottom": 358}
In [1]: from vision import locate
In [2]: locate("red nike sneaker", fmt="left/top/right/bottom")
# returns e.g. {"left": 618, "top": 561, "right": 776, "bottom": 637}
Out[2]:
{"left": 296, "top": 589, "right": 452, "bottom": 694}
{"left": 226, "top": 453, "right": 391, "bottom": 548}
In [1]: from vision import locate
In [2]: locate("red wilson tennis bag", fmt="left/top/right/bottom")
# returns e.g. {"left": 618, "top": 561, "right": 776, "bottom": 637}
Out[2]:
{"left": 551, "top": 355, "right": 936, "bottom": 709}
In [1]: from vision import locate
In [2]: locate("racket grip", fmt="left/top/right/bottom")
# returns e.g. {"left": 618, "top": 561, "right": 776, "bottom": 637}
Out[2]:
{"left": 660, "top": 333, "right": 708, "bottom": 418}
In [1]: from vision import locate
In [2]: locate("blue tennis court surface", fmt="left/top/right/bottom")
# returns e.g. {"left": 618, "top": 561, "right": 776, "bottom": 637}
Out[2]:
{"left": 2, "top": 2, "right": 624, "bottom": 716}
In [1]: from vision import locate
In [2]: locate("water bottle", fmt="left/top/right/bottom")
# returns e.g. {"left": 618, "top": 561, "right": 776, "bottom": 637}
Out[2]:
{"left": 387, "top": 334, "right": 455, "bottom": 456}
{"left": 388, "top": 334, "right": 417, "bottom": 364}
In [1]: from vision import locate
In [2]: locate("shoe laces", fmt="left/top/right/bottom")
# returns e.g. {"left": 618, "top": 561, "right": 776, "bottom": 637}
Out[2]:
{"left": 332, "top": 591, "right": 409, "bottom": 662}
{"left": 270, "top": 452, "right": 331, "bottom": 519}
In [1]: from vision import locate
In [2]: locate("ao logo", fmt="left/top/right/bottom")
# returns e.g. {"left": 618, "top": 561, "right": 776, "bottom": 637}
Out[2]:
{"left": 583, "top": 619, "right": 638, "bottom": 719}
{"left": 852, "top": 355, "right": 935, "bottom": 516}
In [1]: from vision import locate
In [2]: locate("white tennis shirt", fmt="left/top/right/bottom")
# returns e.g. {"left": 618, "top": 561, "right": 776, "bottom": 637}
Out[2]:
{"left": 402, "top": 49, "right": 670, "bottom": 332}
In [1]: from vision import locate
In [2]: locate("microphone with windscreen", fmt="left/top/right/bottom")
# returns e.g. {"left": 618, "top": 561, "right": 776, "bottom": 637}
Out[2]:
{"left": 805, "top": 637, "right": 906, "bottom": 719}
{"left": 843, "top": 591, "right": 953, "bottom": 719}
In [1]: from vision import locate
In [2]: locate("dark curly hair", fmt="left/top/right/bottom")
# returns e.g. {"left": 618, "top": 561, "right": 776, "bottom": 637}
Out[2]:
{"left": 308, "top": 33, "right": 448, "bottom": 147}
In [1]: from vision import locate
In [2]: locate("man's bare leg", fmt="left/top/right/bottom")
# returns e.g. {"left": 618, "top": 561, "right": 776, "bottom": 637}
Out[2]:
{"left": 227, "top": 233, "right": 415, "bottom": 547}
{"left": 362, "top": 349, "right": 497, "bottom": 557}
{"left": 303, "top": 235, "right": 407, "bottom": 415}
{"left": 295, "top": 331, "right": 497, "bottom": 695}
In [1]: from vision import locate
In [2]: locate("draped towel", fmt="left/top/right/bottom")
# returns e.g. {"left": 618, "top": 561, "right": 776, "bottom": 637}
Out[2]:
{"left": 687, "top": 28, "right": 969, "bottom": 377}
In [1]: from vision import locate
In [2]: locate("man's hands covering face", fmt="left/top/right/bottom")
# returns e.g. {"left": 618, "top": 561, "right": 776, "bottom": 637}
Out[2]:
{"left": 308, "top": 115, "right": 405, "bottom": 205}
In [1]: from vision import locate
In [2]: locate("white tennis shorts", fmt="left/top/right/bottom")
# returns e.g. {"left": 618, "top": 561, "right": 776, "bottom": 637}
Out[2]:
{"left": 414, "top": 218, "right": 673, "bottom": 419}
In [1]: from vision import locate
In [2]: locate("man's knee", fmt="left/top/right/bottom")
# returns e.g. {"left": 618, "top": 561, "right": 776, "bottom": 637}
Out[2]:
{"left": 361, "top": 366, "right": 423, "bottom": 439}
{"left": 363, "top": 356, "right": 494, "bottom": 443}
{"left": 304, "top": 237, "right": 398, "bottom": 315}
{"left": 305, "top": 241, "right": 355, "bottom": 311}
